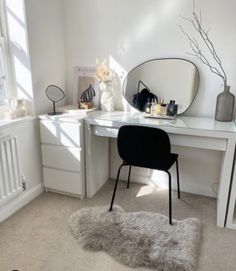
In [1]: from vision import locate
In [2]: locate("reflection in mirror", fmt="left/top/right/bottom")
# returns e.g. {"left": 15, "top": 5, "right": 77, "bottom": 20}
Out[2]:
{"left": 45, "top": 85, "right": 65, "bottom": 115}
{"left": 123, "top": 58, "right": 199, "bottom": 115}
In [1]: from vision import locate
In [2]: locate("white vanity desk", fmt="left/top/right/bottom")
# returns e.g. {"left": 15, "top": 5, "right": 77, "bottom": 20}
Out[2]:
{"left": 85, "top": 111, "right": 236, "bottom": 229}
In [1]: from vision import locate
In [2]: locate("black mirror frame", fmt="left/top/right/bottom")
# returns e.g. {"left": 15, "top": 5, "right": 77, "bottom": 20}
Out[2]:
{"left": 122, "top": 58, "right": 200, "bottom": 115}
{"left": 45, "top": 85, "right": 65, "bottom": 115}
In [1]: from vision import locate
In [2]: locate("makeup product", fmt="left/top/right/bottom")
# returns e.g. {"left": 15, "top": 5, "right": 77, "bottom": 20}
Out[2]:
{"left": 166, "top": 100, "right": 178, "bottom": 116}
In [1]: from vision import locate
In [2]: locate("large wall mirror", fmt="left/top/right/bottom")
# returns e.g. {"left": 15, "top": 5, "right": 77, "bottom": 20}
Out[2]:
{"left": 123, "top": 58, "right": 200, "bottom": 114}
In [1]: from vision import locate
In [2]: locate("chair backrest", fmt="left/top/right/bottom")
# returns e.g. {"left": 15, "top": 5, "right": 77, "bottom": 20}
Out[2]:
{"left": 117, "top": 125, "right": 171, "bottom": 164}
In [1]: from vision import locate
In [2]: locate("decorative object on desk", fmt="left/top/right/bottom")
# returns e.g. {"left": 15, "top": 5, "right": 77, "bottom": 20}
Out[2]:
{"left": 166, "top": 100, "right": 178, "bottom": 117}
{"left": 179, "top": 0, "right": 234, "bottom": 122}
{"left": 215, "top": 85, "right": 234, "bottom": 122}
{"left": 132, "top": 80, "right": 158, "bottom": 112}
{"left": 79, "top": 84, "right": 96, "bottom": 109}
{"left": 57, "top": 105, "right": 96, "bottom": 115}
{"left": 152, "top": 98, "right": 167, "bottom": 116}
{"left": 9, "top": 98, "right": 26, "bottom": 118}
{"left": 144, "top": 113, "right": 177, "bottom": 120}
{"left": 145, "top": 98, "right": 175, "bottom": 119}
{"left": 96, "top": 59, "right": 114, "bottom": 112}
{"left": 73, "top": 66, "right": 99, "bottom": 109}
{"left": 45, "top": 85, "right": 65, "bottom": 115}
{"left": 69, "top": 205, "right": 201, "bottom": 271}
{"left": 99, "top": 81, "right": 114, "bottom": 112}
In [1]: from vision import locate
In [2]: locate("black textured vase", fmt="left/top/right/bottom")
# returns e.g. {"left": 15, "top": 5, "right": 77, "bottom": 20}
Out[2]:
{"left": 215, "top": 85, "right": 235, "bottom": 122}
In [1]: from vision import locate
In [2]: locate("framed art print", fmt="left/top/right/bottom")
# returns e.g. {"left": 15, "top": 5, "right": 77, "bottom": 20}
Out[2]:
{"left": 73, "top": 66, "right": 99, "bottom": 108}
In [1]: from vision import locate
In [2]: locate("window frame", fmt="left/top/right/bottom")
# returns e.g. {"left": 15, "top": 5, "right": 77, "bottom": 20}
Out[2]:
{"left": 0, "top": 0, "right": 15, "bottom": 108}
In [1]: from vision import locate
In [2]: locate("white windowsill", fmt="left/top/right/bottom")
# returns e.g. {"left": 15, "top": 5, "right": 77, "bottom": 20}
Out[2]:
{"left": 0, "top": 115, "right": 37, "bottom": 129}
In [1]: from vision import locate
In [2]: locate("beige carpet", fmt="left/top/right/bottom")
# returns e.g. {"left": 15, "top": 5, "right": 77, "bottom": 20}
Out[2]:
{"left": 0, "top": 180, "right": 236, "bottom": 271}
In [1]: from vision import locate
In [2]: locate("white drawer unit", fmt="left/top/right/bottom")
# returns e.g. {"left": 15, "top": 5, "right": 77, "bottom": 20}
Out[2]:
{"left": 42, "top": 145, "right": 82, "bottom": 172}
{"left": 43, "top": 168, "right": 84, "bottom": 198}
{"left": 39, "top": 115, "right": 85, "bottom": 199}
{"left": 40, "top": 119, "right": 82, "bottom": 147}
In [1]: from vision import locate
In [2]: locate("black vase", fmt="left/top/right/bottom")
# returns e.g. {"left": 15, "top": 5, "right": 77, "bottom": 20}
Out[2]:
{"left": 215, "top": 85, "right": 235, "bottom": 122}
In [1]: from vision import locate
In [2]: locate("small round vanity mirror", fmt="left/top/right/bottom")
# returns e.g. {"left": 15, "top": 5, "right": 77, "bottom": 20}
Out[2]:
{"left": 45, "top": 85, "right": 65, "bottom": 115}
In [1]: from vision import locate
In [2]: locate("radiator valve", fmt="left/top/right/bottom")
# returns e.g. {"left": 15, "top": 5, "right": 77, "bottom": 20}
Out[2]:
{"left": 21, "top": 175, "right": 27, "bottom": 191}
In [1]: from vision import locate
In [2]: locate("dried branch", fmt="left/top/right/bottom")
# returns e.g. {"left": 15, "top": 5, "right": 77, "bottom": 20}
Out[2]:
{"left": 179, "top": 26, "right": 225, "bottom": 81}
{"left": 180, "top": 0, "right": 227, "bottom": 86}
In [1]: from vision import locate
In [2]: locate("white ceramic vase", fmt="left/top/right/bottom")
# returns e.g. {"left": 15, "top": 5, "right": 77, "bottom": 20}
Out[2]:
{"left": 100, "top": 81, "right": 114, "bottom": 112}
{"left": 9, "top": 98, "right": 26, "bottom": 118}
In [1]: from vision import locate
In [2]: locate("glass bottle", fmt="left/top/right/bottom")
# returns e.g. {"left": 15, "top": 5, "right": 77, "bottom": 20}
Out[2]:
{"left": 167, "top": 100, "right": 178, "bottom": 116}
{"left": 145, "top": 98, "right": 152, "bottom": 114}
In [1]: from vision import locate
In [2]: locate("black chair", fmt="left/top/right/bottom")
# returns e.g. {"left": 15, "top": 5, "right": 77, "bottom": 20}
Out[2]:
{"left": 109, "top": 125, "right": 180, "bottom": 225}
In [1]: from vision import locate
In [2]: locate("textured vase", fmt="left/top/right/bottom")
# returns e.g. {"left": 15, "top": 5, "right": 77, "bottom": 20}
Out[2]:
{"left": 100, "top": 81, "right": 114, "bottom": 112}
{"left": 215, "top": 85, "right": 235, "bottom": 122}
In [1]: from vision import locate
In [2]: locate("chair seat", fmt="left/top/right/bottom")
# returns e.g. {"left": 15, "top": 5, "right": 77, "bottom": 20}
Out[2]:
{"left": 125, "top": 153, "right": 178, "bottom": 171}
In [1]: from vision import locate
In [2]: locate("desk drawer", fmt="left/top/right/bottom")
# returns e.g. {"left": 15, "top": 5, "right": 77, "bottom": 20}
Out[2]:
{"left": 40, "top": 120, "right": 83, "bottom": 147}
{"left": 92, "top": 126, "right": 227, "bottom": 151}
{"left": 169, "top": 134, "right": 227, "bottom": 151}
{"left": 42, "top": 144, "right": 82, "bottom": 172}
{"left": 93, "top": 126, "right": 118, "bottom": 138}
{"left": 43, "top": 167, "right": 84, "bottom": 196}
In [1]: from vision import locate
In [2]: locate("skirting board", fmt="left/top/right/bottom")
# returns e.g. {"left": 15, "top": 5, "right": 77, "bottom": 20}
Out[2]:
{"left": 0, "top": 183, "right": 44, "bottom": 223}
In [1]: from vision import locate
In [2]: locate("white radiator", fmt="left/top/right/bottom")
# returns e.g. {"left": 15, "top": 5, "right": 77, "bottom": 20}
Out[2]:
{"left": 0, "top": 135, "right": 22, "bottom": 205}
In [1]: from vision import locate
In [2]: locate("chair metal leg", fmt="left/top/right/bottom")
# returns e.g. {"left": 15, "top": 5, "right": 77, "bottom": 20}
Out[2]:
{"left": 127, "top": 166, "right": 132, "bottom": 188}
{"left": 176, "top": 159, "right": 181, "bottom": 199}
{"left": 167, "top": 171, "right": 172, "bottom": 225}
{"left": 109, "top": 163, "right": 124, "bottom": 211}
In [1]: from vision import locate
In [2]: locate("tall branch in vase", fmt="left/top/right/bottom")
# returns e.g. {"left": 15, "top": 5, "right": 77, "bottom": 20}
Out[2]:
{"left": 179, "top": 0, "right": 227, "bottom": 87}
{"left": 179, "top": 0, "right": 234, "bottom": 122}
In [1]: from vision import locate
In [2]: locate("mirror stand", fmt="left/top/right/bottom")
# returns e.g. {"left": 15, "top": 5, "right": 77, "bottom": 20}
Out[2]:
{"left": 47, "top": 101, "right": 63, "bottom": 116}
{"left": 45, "top": 85, "right": 65, "bottom": 115}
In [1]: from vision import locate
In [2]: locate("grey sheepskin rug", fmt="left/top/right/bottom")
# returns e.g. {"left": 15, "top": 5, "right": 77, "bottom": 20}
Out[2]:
{"left": 68, "top": 205, "right": 201, "bottom": 271}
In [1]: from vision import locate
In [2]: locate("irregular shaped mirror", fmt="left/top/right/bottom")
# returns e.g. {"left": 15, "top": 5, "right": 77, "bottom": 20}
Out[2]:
{"left": 45, "top": 85, "right": 65, "bottom": 115}
{"left": 123, "top": 58, "right": 199, "bottom": 114}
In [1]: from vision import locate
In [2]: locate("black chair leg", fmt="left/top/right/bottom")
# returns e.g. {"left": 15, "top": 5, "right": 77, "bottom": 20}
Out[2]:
{"left": 127, "top": 166, "right": 132, "bottom": 188}
{"left": 109, "top": 164, "right": 124, "bottom": 211}
{"left": 167, "top": 171, "right": 172, "bottom": 225}
{"left": 176, "top": 159, "right": 181, "bottom": 199}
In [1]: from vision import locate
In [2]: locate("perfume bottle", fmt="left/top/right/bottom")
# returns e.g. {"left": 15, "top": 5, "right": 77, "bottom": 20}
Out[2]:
{"left": 160, "top": 99, "right": 167, "bottom": 115}
{"left": 150, "top": 98, "right": 157, "bottom": 115}
{"left": 154, "top": 99, "right": 162, "bottom": 115}
{"left": 145, "top": 98, "right": 152, "bottom": 114}
{"left": 166, "top": 100, "right": 178, "bottom": 116}
{"left": 161, "top": 104, "right": 167, "bottom": 115}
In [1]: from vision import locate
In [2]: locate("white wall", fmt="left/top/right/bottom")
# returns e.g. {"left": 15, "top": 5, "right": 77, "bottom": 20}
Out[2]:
{"left": 0, "top": 0, "right": 67, "bottom": 221}
{"left": 63, "top": 0, "right": 236, "bottom": 117}
{"left": 63, "top": 0, "right": 236, "bottom": 197}
{"left": 24, "top": 0, "right": 66, "bottom": 115}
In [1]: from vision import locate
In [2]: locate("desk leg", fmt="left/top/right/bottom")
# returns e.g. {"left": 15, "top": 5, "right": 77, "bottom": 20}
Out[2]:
{"left": 217, "top": 137, "right": 236, "bottom": 227}
{"left": 226, "top": 142, "right": 236, "bottom": 229}
{"left": 85, "top": 122, "right": 109, "bottom": 198}
{"left": 226, "top": 163, "right": 236, "bottom": 229}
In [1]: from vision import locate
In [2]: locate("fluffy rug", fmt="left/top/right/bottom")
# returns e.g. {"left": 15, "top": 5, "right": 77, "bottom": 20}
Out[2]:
{"left": 68, "top": 206, "right": 201, "bottom": 271}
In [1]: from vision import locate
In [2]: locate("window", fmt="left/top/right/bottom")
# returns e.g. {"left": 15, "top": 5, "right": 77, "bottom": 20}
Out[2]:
{"left": 0, "top": 36, "right": 7, "bottom": 105}
{"left": 0, "top": 0, "right": 13, "bottom": 106}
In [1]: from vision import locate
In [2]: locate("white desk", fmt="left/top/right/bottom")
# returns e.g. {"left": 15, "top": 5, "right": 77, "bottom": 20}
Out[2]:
{"left": 85, "top": 111, "right": 236, "bottom": 228}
